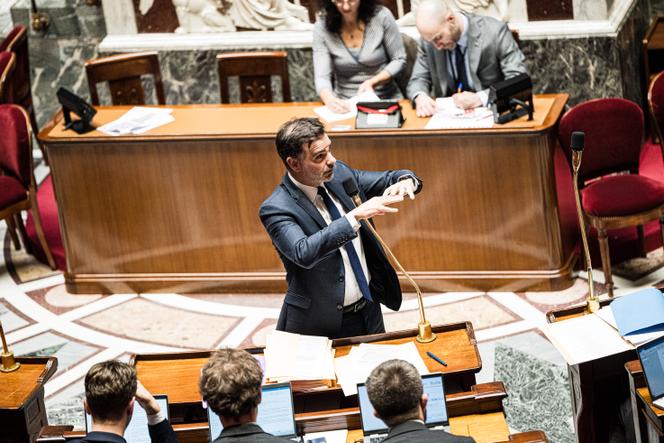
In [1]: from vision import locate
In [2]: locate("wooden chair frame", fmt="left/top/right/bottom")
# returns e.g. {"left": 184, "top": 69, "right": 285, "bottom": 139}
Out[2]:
{"left": 216, "top": 51, "right": 291, "bottom": 104}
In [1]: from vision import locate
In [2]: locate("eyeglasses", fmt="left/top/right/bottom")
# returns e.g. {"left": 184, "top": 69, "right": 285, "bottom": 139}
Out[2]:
{"left": 332, "top": 0, "right": 358, "bottom": 5}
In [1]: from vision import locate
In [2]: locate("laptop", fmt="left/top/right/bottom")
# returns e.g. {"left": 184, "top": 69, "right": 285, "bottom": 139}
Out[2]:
{"left": 208, "top": 382, "right": 300, "bottom": 441}
{"left": 357, "top": 373, "right": 449, "bottom": 443}
{"left": 85, "top": 394, "right": 169, "bottom": 442}
{"left": 637, "top": 334, "right": 664, "bottom": 410}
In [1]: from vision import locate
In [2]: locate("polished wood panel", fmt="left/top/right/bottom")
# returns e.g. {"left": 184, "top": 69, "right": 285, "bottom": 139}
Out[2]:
{"left": 0, "top": 356, "right": 57, "bottom": 443}
{"left": 39, "top": 95, "right": 573, "bottom": 294}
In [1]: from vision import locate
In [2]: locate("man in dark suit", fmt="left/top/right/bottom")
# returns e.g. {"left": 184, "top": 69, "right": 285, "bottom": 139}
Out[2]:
{"left": 259, "top": 117, "right": 422, "bottom": 339}
{"left": 199, "top": 348, "right": 292, "bottom": 442}
{"left": 407, "top": 0, "right": 527, "bottom": 116}
{"left": 366, "top": 359, "right": 475, "bottom": 442}
{"left": 73, "top": 360, "right": 177, "bottom": 443}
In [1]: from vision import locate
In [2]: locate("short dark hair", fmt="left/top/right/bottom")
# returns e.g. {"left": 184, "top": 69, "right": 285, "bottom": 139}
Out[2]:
{"left": 199, "top": 348, "right": 263, "bottom": 418}
{"left": 318, "top": 0, "right": 379, "bottom": 34}
{"left": 365, "top": 359, "right": 423, "bottom": 427}
{"left": 275, "top": 117, "right": 326, "bottom": 169}
{"left": 85, "top": 360, "right": 137, "bottom": 422}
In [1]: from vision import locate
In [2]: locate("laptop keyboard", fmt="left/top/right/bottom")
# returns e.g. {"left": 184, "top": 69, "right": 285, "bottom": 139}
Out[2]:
{"left": 364, "top": 434, "right": 387, "bottom": 443}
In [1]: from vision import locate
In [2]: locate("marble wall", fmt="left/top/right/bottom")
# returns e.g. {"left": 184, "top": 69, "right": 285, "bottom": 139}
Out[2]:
{"left": 3, "top": 0, "right": 664, "bottom": 126}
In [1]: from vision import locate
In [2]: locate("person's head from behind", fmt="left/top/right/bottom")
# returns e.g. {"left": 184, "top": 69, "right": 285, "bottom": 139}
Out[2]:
{"left": 416, "top": 0, "right": 461, "bottom": 51}
{"left": 318, "top": 0, "right": 378, "bottom": 34}
{"left": 366, "top": 359, "right": 427, "bottom": 427}
{"left": 199, "top": 348, "right": 263, "bottom": 426}
{"left": 84, "top": 360, "right": 137, "bottom": 430}
{"left": 275, "top": 117, "right": 337, "bottom": 187}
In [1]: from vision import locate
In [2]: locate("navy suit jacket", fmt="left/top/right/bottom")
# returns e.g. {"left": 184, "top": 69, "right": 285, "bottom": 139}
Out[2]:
{"left": 71, "top": 419, "right": 178, "bottom": 443}
{"left": 259, "top": 161, "right": 420, "bottom": 338}
{"left": 383, "top": 421, "right": 475, "bottom": 442}
{"left": 212, "top": 423, "right": 292, "bottom": 442}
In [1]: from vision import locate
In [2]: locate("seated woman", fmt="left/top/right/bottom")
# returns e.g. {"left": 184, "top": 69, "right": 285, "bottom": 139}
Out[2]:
{"left": 313, "top": 0, "right": 407, "bottom": 113}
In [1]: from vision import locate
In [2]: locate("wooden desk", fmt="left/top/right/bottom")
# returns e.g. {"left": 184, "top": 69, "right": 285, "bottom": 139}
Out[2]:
{"left": 626, "top": 360, "right": 664, "bottom": 443}
{"left": 132, "top": 323, "right": 480, "bottom": 423}
{"left": 39, "top": 95, "right": 573, "bottom": 294}
{"left": 0, "top": 356, "right": 58, "bottom": 443}
{"left": 38, "top": 382, "right": 549, "bottom": 443}
{"left": 547, "top": 301, "right": 637, "bottom": 443}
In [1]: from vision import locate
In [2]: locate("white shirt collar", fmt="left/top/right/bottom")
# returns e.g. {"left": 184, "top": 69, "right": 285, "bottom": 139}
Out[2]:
{"left": 288, "top": 172, "right": 319, "bottom": 203}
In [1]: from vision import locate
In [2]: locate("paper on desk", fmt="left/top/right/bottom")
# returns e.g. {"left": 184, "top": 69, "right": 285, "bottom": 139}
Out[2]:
{"left": 303, "top": 429, "right": 348, "bottom": 443}
{"left": 334, "top": 342, "right": 429, "bottom": 396}
{"left": 597, "top": 306, "right": 664, "bottom": 346}
{"left": 97, "top": 107, "right": 174, "bottom": 135}
{"left": 264, "top": 330, "right": 336, "bottom": 382}
{"left": 314, "top": 91, "right": 380, "bottom": 122}
{"left": 611, "top": 288, "right": 664, "bottom": 337}
{"left": 543, "top": 313, "right": 633, "bottom": 365}
{"left": 426, "top": 98, "right": 493, "bottom": 129}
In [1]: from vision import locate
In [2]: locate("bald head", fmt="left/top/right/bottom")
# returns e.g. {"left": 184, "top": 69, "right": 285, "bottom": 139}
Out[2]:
{"left": 416, "top": 0, "right": 461, "bottom": 50}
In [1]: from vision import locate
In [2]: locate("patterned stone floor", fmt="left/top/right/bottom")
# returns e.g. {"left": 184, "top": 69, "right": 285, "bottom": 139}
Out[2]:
{"left": 2, "top": 166, "right": 664, "bottom": 440}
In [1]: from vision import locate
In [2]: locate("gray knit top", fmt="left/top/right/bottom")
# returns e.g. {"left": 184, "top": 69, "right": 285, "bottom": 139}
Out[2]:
{"left": 313, "top": 6, "right": 406, "bottom": 100}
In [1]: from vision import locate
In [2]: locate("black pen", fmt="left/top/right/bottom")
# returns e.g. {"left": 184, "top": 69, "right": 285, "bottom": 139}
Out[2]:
{"left": 427, "top": 351, "right": 447, "bottom": 367}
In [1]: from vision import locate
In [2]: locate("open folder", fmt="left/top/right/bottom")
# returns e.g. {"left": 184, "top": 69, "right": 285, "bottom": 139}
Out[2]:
{"left": 611, "top": 287, "right": 664, "bottom": 337}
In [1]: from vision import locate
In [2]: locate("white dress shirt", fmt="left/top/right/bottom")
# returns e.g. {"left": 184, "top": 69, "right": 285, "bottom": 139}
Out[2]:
{"left": 289, "top": 173, "right": 369, "bottom": 307}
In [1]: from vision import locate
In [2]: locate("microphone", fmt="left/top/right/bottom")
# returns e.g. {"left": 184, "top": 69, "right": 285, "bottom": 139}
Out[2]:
{"left": 342, "top": 178, "right": 436, "bottom": 343}
{"left": 569, "top": 131, "right": 600, "bottom": 311}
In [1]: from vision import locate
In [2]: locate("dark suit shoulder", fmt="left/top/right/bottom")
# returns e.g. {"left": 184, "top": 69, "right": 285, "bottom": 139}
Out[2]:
{"left": 384, "top": 421, "right": 475, "bottom": 443}
{"left": 214, "top": 423, "right": 293, "bottom": 442}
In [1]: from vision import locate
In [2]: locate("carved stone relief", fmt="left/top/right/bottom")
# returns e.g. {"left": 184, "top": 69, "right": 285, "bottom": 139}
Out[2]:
{"left": 397, "top": 0, "right": 509, "bottom": 26}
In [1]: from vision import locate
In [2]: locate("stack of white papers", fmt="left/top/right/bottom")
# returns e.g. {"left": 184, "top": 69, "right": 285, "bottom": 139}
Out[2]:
{"left": 97, "top": 107, "right": 174, "bottom": 135}
{"left": 425, "top": 97, "right": 494, "bottom": 129}
{"left": 334, "top": 342, "right": 429, "bottom": 396}
{"left": 314, "top": 91, "right": 381, "bottom": 123}
{"left": 543, "top": 313, "right": 633, "bottom": 365}
{"left": 263, "top": 330, "right": 336, "bottom": 382}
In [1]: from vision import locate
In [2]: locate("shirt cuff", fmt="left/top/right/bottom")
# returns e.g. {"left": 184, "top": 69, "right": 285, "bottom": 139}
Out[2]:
{"left": 345, "top": 213, "right": 360, "bottom": 232}
{"left": 478, "top": 89, "right": 489, "bottom": 107}
{"left": 147, "top": 410, "right": 166, "bottom": 426}
{"left": 398, "top": 174, "right": 419, "bottom": 191}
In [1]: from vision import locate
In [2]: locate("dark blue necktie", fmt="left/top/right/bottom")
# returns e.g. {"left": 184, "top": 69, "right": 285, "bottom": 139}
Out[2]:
{"left": 454, "top": 45, "right": 470, "bottom": 92}
{"left": 317, "top": 186, "right": 373, "bottom": 302}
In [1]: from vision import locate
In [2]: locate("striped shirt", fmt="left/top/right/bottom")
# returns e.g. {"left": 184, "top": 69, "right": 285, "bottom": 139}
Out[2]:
{"left": 313, "top": 6, "right": 406, "bottom": 100}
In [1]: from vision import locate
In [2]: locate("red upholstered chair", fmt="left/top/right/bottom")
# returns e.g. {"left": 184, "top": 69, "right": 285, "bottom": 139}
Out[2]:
{"left": 650, "top": 70, "right": 664, "bottom": 147}
{"left": 0, "top": 51, "right": 15, "bottom": 103}
{"left": 0, "top": 104, "right": 56, "bottom": 269}
{"left": 559, "top": 98, "right": 664, "bottom": 296}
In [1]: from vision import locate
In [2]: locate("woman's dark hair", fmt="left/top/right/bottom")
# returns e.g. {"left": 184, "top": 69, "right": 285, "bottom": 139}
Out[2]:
{"left": 319, "top": 0, "right": 380, "bottom": 34}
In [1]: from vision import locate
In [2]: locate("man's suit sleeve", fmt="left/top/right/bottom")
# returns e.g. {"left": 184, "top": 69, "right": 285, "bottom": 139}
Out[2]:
{"left": 148, "top": 419, "right": 179, "bottom": 443}
{"left": 352, "top": 167, "right": 422, "bottom": 199}
{"left": 407, "top": 39, "right": 433, "bottom": 102}
{"left": 260, "top": 201, "right": 358, "bottom": 269}
{"left": 495, "top": 22, "right": 528, "bottom": 78}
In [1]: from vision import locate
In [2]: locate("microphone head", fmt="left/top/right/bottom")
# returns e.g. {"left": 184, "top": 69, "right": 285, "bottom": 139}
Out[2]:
{"left": 342, "top": 177, "right": 359, "bottom": 196}
{"left": 571, "top": 131, "right": 585, "bottom": 152}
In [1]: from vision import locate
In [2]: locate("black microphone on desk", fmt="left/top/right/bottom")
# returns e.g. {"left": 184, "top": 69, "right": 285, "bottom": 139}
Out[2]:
{"left": 569, "top": 131, "right": 600, "bottom": 312}
{"left": 342, "top": 178, "right": 436, "bottom": 343}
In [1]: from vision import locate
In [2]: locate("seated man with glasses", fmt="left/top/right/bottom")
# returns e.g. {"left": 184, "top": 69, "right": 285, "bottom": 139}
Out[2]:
{"left": 407, "top": 0, "right": 527, "bottom": 116}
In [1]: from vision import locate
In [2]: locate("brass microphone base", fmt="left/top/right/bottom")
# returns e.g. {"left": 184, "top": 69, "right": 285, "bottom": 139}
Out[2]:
{"left": 0, "top": 351, "right": 20, "bottom": 373}
{"left": 416, "top": 321, "right": 436, "bottom": 343}
{"left": 586, "top": 298, "right": 600, "bottom": 314}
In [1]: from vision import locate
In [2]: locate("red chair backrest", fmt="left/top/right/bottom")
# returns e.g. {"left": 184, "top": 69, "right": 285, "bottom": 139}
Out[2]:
{"left": 649, "top": 71, "right": 664, "bottom": 144}
{"left": 0, "top": 25, "right": 24, "bottom": 52}
{"left": 0, "top": 25, "right": 32, "bottom": 110}
{"left": 0, "top": 104, "right": 31, "bottom": 189}
{"left": 0, "top": 51, "right": 15, "bottom": 103}
{"left": 558, "top": 98, "right": 644, "bottom": 184}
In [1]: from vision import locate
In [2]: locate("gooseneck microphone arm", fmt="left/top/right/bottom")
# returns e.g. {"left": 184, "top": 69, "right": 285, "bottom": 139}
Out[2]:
{"left": 342, "top": 178, "right": 436, "bottom": 343}
{"left": 570, "top": 131, "right": 600, "bottom": 312}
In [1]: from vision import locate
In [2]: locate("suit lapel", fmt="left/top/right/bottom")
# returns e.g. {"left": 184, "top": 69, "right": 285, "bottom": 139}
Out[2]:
{"left": 281, "top": 174, "right": 326, "bottom": 229}
{"left": 466, "top": 14, "right": 482, "bottom": 89}
{"left": 325, "top": 180, "right": 356, "bottom": 213}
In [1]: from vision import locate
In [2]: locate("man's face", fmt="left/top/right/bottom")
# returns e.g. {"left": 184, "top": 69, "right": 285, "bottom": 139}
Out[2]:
{"left": 287, "top": 134, "right": 336, "bottom": 187}
{"left": 419, "top": 12, "right": 461, "bottom": 51}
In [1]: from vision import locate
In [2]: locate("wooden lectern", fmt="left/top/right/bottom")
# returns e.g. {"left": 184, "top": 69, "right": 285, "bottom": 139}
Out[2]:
{"left": 0, "top": 356, "right": 57, "bottom": 443}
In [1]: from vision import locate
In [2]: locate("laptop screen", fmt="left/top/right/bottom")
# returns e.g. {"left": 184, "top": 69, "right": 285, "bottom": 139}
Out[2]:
{"left": 85, "top": 394, "right": 169, "bottom": 442}
{"left": 208, "top": 382, "right": 297, "bottom": 440}
{"left": 638, "top": 336, "right": 664, "bottom": 401}
{"left": 357, "top": 373, "right": 448, "bottom": 434}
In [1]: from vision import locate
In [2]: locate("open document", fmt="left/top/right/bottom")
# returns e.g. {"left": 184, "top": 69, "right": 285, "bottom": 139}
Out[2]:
{"left": 334, "top": 342, "right": 429, "bottom": 396}
{"left": 97, "top": 107, "right": 174, "bottom": 135}
{"left": 264, "top": 330, "right": 336, "bottom": 382}
{"left": 314, "top": 91, "right": 380, "bottom": 123}
{"left": 425, "top": 97, "right": 494, "bottom": 129}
